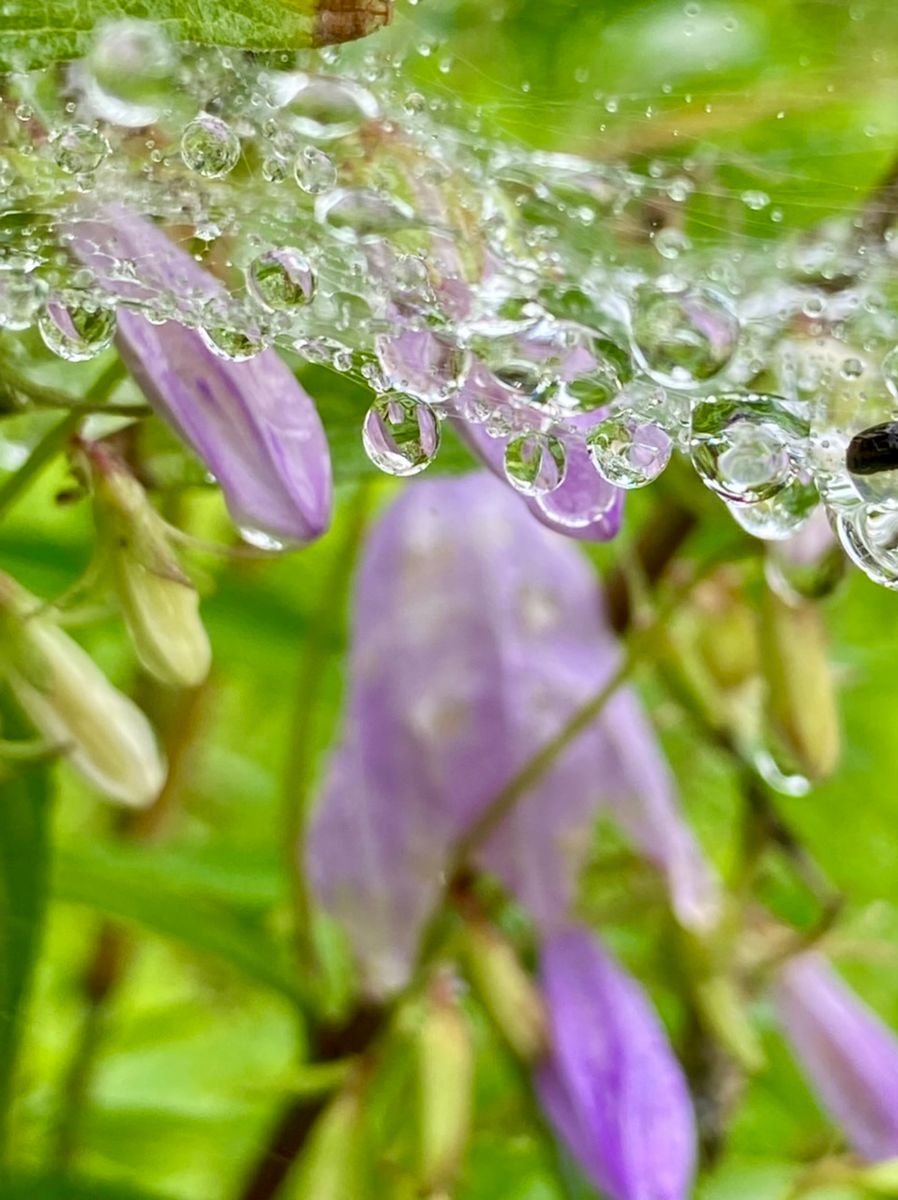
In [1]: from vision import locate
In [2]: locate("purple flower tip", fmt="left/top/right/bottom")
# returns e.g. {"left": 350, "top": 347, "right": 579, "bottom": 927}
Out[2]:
{"left": 536, "top": 926, "right": 696, "bottom": 1200}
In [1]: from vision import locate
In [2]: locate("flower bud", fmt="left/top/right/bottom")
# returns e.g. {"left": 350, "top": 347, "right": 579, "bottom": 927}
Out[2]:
{"left": 291, "top": 1084, "right": 365, "bottom": 1200}
{"left": 416, "top": 973, "right": 474, "bottom": 1195}
{"left": 461, "top": 916, "right": 547, "bottom": 1062}
{"left": 0, "top": 574, "right": 165, "bottom": 806}
{"left": 84, "top": 442, "right": 211, "bottom": 688}
{"left": 856, "top": 1159, "right": 898, "bottom": 1193}
{"left": 694, "top": 975, "right": 765, "bottom": 1074}
{"left": 759, "top": 589, "right": 840, "bottom": 784}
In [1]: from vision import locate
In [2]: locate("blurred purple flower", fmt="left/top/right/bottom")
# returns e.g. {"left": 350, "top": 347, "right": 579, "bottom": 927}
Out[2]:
{"left": 70, "top": 211, "right": 332, "bottom": 545}
{"left": 776, "top": 952, "right": 898, "bottom": 1161}
{"left": 307, "top": 472, "right": 717, "bottom": 994}
{"left": 536, "top": 925, "right": 696, "bottom": 1200}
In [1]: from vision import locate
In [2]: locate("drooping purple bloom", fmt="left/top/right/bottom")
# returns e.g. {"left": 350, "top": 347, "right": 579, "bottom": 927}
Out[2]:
{"left": 70, "top": 211, "right": 332, "bottom": 545}
{"left": 536, "top": 925, "right": 696, "bottom": 1200}
{"left": 776, "top": 952, "right": 898, "bottom": 1161}
{"left": 306, "top": 472, "right": 717, "bottom": 994}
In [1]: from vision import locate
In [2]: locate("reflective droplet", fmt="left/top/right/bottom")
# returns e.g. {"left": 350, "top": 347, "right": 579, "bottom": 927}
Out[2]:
{"left": 276, "top": 75, "right": 380, "bottom": 141}
{"left": 834, "top": 504, "right": 898, "bottom": 589}
{"left": 883, "top": 345, "right": 898, "bottom": 400}
{"left": 587, "top": 414, "right": 671, "bottom": 489}
{"left": 316, "top": 189, "right": 417, "bottom": 242}
{"left": 86, "top": 19, "right": 174, "bottom": 126}
{"left": 362, "top": 394, "right": 440, "bottom": 476}
{"left": 375, "top": 331, "right": 471, "bottom": 403}
{"left": 247, "top": 248, "right": 316, "bottom": 311}
{"left": 691, "top": 393, "right": 808, "bottom": 504}
{"left": 199, "top": 322, "right": 264, "bottom": 361}
{"left": 631, "top": 284, "right": 738, "bottom": 387}
{"left": 765, "top": 508, "right": 844, "bottom": 602}
{"left": 180, "top": 115, "right": 240, "bottom": 178}
{"left": 38, "top": 298, "right": 116, "bottom": 361}
{"left": 238, "top": 526, "right": 288, "bottom": 552}
{"left": 503, "top": 432, "right": 567, "bottom": 496}
{"left": 0, "top": 271, "right": 49, "bottom": 331}
{"left": 294, "top": 146, "right": 337, "bottom": 195}
{"left": 725, "top": 474, "right": 818, "bottom": 540}
{"left": 50, "top": 125, "right": 109, "bottom": 174}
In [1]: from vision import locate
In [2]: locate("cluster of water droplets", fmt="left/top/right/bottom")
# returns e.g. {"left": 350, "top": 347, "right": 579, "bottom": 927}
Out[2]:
{"left": 4, "top": 21, "right": 898, "bottom": 584}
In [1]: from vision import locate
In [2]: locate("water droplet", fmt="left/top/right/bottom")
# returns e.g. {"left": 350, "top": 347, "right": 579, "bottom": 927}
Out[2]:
{"left": 50, "top": 125, "right": 109, "bottom": 174}
{"left": 375, "top": 331, "right": 471, "bottom": 403}
{"left": 834, "top": 504, "right": 898, "bottom": 589}
{"left": 294, "top": 146, "right": 337, "bottom": 195}
{"left": 247, "top": 248, "right": 316, "bottom": 310}
{"left": 587, "top": 414, "right": 671, "bottom": 488}
{"left": 316, "top": 189, "right": 416, "bottom": 242}
{"left": 261, "top": 155, "right": 289, "bottom": 183}
{"left": 503, "top": 432, "right": 567, "bottom": 495}
{"left": 238, "top": 526, "right": 287, "bottom": 552}
{"left": 86, "top": 18, "right": 174, "bottom": 126}
{"left": 630, "top": 284, "right": 738, "bottom": 387}
{"left": 362, "top": 394, "right": 440, "bottom": 476}
{"left": 883, "top": 345, "right": 898, "bottom": 399}
{"left": 180, "top": 115, "right": 240, "bottom": 178}
{"left": 0, "top": 271, "right": 49, "bottom": 331}
{"left": 38, "top": 298, "right": 116, "bottom": 360}
{"left": 275, "top": 75, "right": 380, "bottom": 141}
{"left": 725, "top": 474, "right": 818, "bottom": 540}
{"left": 199, "top": 321, "right": 264, "bottom": 361}
{"left": 691, "top": 393, "right": 807, "bottom": 504}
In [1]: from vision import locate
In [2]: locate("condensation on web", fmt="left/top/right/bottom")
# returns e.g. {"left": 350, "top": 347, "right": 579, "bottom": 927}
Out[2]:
{"left": 3, "top": 5, "right": 898, "bottom": 588}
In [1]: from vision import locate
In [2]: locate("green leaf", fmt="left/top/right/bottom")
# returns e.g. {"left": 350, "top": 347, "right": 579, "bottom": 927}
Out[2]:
{"left": 51, "top": 842, "right": 305, "bottom": 1006}
{"left": 0, "top": 0, "right": 392, "bottom": 71}
{"left": 0, "top": 1174, "right": 168, "bottom": 1200}
{"left": 0, "top": 718, "right": 51, "bottom": 1163}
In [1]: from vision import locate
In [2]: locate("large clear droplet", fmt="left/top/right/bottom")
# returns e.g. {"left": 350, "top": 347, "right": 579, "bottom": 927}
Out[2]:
{"left": 294, "top": 146, "right": 337, "bottom": 195}
{"left": 631, "top": 284, "right": 738, "bottom": 387}
{"left": 0, "top": 272, "right": 49, "bottom": 331}
{"left": 691, "top": 392, "right": 808, "bottom": 504}
{"left": 247, "top": 249, "right": 316, "bottom": 311}
{"left": 38, "top": 298, "right": 116, "bottom": 361}
{"left": 834, "top": 504, "right": 898, "bottom": 589}
{"left": 362, "top": 394, "right": 440, "bottom": 476}
{"left": 503, "top": 432, "right": 567, "bottom": 496}
{"left": 725, "top": 474, "right": 818, "bottom": 540}
{"left": 315, "top": 189, "right": 416, "bottom": 243}
{"left": 180, "top": 115, "right": 241, "bottom": 178}
{"left": 86, "top": 19, "right": 174, "bottom": 126}
{"left": 275, "top": 75, "right": 380, "bottom": 141}
{"left": 375, "top": 331, "right": 471, "bottom": 403}
{"left": 199, "top": 322, "right": 264, "bottom": 361}
{"left": 587, "top": 413, "right": 671, "bottom": 489}
{"left": 50, "top": 125, "right": 109, "bottom": 175}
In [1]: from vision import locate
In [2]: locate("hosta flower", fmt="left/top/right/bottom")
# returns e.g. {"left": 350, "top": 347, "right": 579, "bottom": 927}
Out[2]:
{"left": 71, "top": 211, "right": 332, "bottom": 546}
{"left": 536, "top": 925, "right": 696, "bottom": 1200}
{"left": 776, "top": 952, "right": 898, "bottom": 1161}
{"left": 306, "top": 472, "right": 717, "bottom": 994}
{"left": 0, "top": 573, "right": 165, "bottom": 806}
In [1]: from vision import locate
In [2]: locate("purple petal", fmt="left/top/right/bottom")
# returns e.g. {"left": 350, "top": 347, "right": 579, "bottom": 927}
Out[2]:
{"left": 536, "top": 926, "right": 696, "bottom": 1200}
{"left": 69, "top": 212, "right": 332, "bottom": 545}
{"left": 306, "top": 472, "right": 703, "bottom": 993}
{"left": 776, "top": 953, "right": 898, "bottom": 1161}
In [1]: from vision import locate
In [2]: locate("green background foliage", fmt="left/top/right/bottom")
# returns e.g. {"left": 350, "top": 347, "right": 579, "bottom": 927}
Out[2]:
{"left": 3, "top": 1, "right": 898, "bottom": 1197}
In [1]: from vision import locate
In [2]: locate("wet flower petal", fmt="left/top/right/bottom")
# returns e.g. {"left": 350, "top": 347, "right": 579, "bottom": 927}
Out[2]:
{"left": 776, "top": 952, "right": 898, "bottom": 1161}
{"left": 536, "top": 925, "right": 696, "bottom": 1200}
{"left": 70, "top": 211, "right": 332, "bottom": 545}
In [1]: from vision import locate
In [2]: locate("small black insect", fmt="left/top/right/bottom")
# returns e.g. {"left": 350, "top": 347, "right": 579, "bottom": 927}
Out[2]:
{"left": 846, "top": 421, "right": 898, "bottom": 476}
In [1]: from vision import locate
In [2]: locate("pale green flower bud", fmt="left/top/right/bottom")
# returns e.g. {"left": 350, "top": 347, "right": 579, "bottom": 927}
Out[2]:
{"left": 291, "top": 1084, "right": 365, "bottom": 1200}
{"left": 417, "top": 974, "right": 474, "bottom": 1195}
{"left": 85, "top": 442, "right": 211, "bottom": 689}
{"left": 0, "top": 574, "right": 165, "bottom": 806}
{"left": 462, "top": 916, "right": 547, "bottom": 1062}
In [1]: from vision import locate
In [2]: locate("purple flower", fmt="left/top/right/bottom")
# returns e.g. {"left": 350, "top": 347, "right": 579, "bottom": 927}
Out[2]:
{"left": 70, "top": 211, "right": 332, "bottom": 545}
{"left": 306, "top": 472, "right": 717, "bottom": 994}
{"left": 536, "top": 925, "right": 696, "bottom": 1200}
{"left": 776, "top": 952, "right": 898, "bottom": 1161}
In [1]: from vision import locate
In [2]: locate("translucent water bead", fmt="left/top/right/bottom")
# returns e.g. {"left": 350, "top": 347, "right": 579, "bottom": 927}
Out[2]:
{"left": 247, "top": 249, "right": 316, "bottom": 311}
{"left": 691, "top": 393, "right": 809, "bottom": 505}
{"left": 38, "top": 297, "right": 116, "bottom": 361}
{"left": 834, "top": 505, "right": 898, "bottom": 589}
{"left": 503, "top": 433, "right": 567, "bottom": 496}
{"left": 180, "top": 115, "right": 241, "bottom": 179}
{"left": 630, "top": 284, "right": 738, "bottom": 388}
{"left": 587, "top": 413, "right": 672, "bottom": 489}
{"left": 725, "top": 474, "right": 819, "bottom": 541}
{"left": 375, "top": 332, "right": 471, "bottom": 404}
{"left": 85, "top": 19, "right": 174, "bottom": 127}
{"left": 362, "top": 394, "right": 441, "bottom": 476}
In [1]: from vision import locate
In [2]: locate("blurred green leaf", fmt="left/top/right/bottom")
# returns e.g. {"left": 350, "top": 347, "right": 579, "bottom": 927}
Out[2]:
{"left": 0, "top": 717, "right": 51, "bottom": 1161}
{"left": 0, "top": 1175, "right": 168, "bottom": 1200}
{"left": 51, "top": 842, "right": 304, "bottom": 1006}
